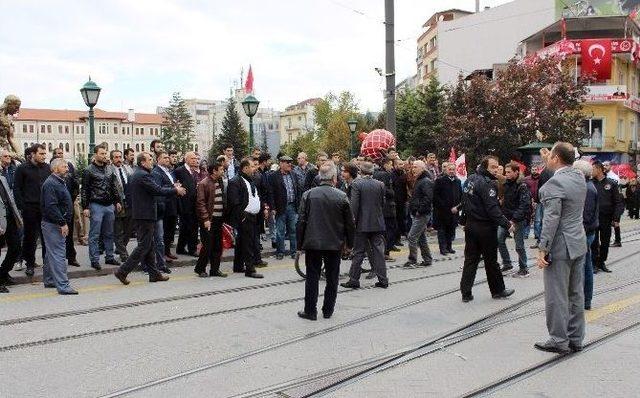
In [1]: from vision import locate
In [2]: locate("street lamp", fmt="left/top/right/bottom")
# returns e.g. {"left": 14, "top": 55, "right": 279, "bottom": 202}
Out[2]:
{"left": 241, "top": 94, "right": 260, "bottom": 153}
{"left": 347, "top": 119, "right": 358, "bottom": 159}
{"left": 80, "top": 76, "right": 101, "bottom": 161}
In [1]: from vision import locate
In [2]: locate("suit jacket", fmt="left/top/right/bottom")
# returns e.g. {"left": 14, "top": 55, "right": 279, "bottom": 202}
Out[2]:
{"left": 267, "top": 171, "right": 300, "bottom": 216}
{"left": 0, "top": 175, "right": 23, "bottom": 232}
{"left": 433, "top": 175, "right": 462, "bottom": 227}
{"left": 173, "top": 165, "right": 198, "bottom": 215}
{"left": 539, "top": 166, "right": 587, "bottom": 260}
{"left": 110, "top": 164, "right": 133, "bottom": 217}
{"left": 128, "top": 168, "right": 176, "bottom": 221}
{"left": 151, "top": 165, "right": 178, "bottom": 219}
{"left": 226, "top": 174, "right": 250, "bottom": 228}
{"left": 350, "top": 176, "right": 386, "bottom": 233}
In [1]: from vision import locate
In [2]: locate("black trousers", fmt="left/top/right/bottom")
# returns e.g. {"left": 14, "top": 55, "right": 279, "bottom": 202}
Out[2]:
{"left": 118, "top": 221, "right": 161, "bottom": 278}
{"left": 177, "top": 212, "right": 198, "bottom": 254}
{"left": 65, "top": 221, "right": 77, "bottom": 261}
{"left": 114, "top": 214, "right": 132, "bottom": 260}
{"left": 395, "top": 202, "right": 406, "bottom": 241}
{"left": 233, "top": 214, "right": 257, "bottom": 274}
{"left": 614, "top": 225, "right": 621, "bottom": 244}
{"left": 163, "top": 214, "right": 177, "bottom": 254}
{"left": 0, "top": 216, "right": 21, "bottom": 281}
{"left": 592, "top": 214, "right": 613, "bottom": 267}
{"left": 437, "top": 221, "right": 457, "bottom": 252}
{"left": 195, "top": 217, "right": 223, "bottom": 275}
{"left": 384, "top": 216, "right": 397, "bottom": 254}
{"left": 304, "top": 249, "right": 341, "bottom": 316}
{"left": 22, "top": 206, "right": 45, "bottom": 268}
{"left": 460, "top": 221, "right": 505, "bottom": 297}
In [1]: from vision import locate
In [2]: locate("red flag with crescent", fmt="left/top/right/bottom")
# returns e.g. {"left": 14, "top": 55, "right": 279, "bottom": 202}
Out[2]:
{"left": 245, "top": 65, "right": 254, "bottom": 94}
{"left": 581, "top": 39, "right": 612, "bottom": 80}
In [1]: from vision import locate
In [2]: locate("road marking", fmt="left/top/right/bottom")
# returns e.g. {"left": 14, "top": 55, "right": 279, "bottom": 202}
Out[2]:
{"left": 587, "top": 293, "right": 640, "bottom": 323}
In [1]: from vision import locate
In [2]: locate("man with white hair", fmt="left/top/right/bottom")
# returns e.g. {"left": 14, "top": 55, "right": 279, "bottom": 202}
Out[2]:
{"left": 404, "top": 160, "right": 434, "bottom": 268}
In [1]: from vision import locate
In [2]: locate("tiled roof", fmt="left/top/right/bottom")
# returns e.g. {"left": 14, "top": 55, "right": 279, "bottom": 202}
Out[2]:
{"left": 15, "top": 108, "right": 164, "bottom": 124}
{"left": 284, "top": 98, "right": 322, "bottom": 111}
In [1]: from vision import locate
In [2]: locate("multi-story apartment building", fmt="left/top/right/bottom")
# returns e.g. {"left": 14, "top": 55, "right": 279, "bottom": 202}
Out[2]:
{"left": 181, "top": 98, "right": 227, "bottom": 154}
{"left": 279, "top": 98, "right": 320, "bottom": 146}
{"left": 13, "top": 108, "right": 162, "bottom": 160}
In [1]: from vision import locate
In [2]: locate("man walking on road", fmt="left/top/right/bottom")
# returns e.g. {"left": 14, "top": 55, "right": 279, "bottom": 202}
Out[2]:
{"left": 591, "top": 161, "right": 624, "bottom": 273}
{"left": 404, "top": 160, "right": 434, "bottom": 268}
{"left": 433, "top": 162, "right": 462, "bottom": 256}
{"left": 535, "top": 143, "right": 587, "bottom": 354}
{"left": 297, "top": 162, "right": 354, "bottom": 320}
{"left": 499, "top": 163, "right": 531, "bottom": 277}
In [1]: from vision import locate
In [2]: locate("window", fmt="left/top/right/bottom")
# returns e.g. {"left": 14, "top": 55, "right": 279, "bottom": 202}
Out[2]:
{"left": 195, "top": 144, "right": 198, "bottom": 152}
{"left": 617, "top": 118, "right": 624, "bottom": 140}
{"left": 41, "top": 125, "right": 45, "bottom": 134}
{"left": 122, "top": 127, "right": 125, "bottom": 134}
{"left": 23, "top": 143, "right": 28, "bottom": 149}
{"left": 47, "top": 143, "right": 53, "bottom": 152}
{"left": 582, "top": 119, "right": 604, "bottom": 148}
{"left": 631, "top": 120, "right": 636, "bottom": 145}
{"left": 141, "top": 143, "right": 145, "bottom": 151}
{"left": 288, "top": 132, "right": 293, "bottom": 143}
{"left": 114, "top": 126, "right": 118, "bottom": 134}
{"left": 82, "top": 143, "right": 85, "bottom": 152}
{"left": 140, "top": 128, "right": 144, "bottom": 135}
{"left": 59, "top": 142, "right": 63, "bottom": 149}
{"left": 29, "top": 125, "right": 34, "bottom": 133}
{"left": 58, "top": 125, "right": 62, "bottom": 134}
{"left": 77, "top": 143, "right": 81, "bottom": 153}
{"left": 115, "top": 143, "right": 119, "bottom": 150}
{"left": 65, "top": 126, "right": 69, "bottom": 134}
{"left": 22, "top": 124, "right": 27, "bottom": 133}
{"left": 618, "top": 69, "right": 624, "bottom": 86}
{"left": 135, "top": 144, "right": 140, "bottom": 151}
{"left": 135, "top": 128, "right": 139, "bottom": 135}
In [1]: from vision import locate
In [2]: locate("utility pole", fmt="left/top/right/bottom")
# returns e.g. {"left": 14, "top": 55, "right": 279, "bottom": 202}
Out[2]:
{"left": 476, "top": 0, "right": 480, "bottom": 13}
{"left": 385, "top": 0, "right": 396, "bottom": 134}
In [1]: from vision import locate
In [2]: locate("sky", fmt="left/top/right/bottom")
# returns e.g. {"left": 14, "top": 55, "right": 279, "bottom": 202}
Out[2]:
{"left": 0, "top": 0, "right": 511, "bottom": 114}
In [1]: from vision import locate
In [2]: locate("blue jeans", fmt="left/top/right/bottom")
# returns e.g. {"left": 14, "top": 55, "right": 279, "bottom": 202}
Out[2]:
{"left": 584, "top": 232, "right": 596, "bottom": 308}
{"left": 88, "top": 203, "right": 115, "bottom": 264}
{"left": 276, "top": 204, "right": 298, "bottom": 255}
{"left": 534, "top": 204, "right": 544, "bottom": 241}
{"left": 498, "top": 221, "right": 527, "bottom": 269}
{"left": 41, "top": 221, "right": 72, "bottom": 293}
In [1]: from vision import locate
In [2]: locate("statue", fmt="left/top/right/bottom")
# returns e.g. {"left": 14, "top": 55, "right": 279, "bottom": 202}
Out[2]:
{"left": 0, "top": 95, "right": 22, "bottom": 155}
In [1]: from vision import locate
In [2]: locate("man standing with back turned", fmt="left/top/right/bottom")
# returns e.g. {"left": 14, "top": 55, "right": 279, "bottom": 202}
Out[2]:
{"left": 535, "top": 143, "right": 587, "bottom": 354}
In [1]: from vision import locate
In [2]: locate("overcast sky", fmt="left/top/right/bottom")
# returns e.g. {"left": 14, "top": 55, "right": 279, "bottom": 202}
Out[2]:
{"left": 0, "top": 0, "right": 510, "bottom": 114}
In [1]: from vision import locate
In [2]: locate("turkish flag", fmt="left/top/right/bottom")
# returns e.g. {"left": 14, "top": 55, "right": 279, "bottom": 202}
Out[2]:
{"left": 244, "top": 65, "right": 254, "bottom": 94}
{"left": 581, "top": 39, "right": 612, "bottom": 80}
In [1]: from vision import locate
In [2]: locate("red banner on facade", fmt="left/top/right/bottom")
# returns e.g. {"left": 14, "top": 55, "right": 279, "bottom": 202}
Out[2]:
{"left": 581, "top": 39, "right": 612, "bottom": 80}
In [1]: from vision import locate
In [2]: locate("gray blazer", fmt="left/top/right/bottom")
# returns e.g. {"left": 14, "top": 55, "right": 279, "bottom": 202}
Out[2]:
{"left": 350, "top": 176, "right": 386, "bottom": 233}
{"left": 539, "top": 166, "right": 587, "bottom": 260}
{"left": 0, "top": 175, "right": 23, "bottom": 234}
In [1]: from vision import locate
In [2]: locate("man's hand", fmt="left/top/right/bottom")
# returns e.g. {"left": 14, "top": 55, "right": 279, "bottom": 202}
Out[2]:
{"left": 509, "top": 221, "right": 515, "bottom": 234}
{"left": 83, "top": 209, "right": 90, "bottom": 218}
{"left": 450, "top": 206, "right": 458, "bottom": 214}
{"left": 536, "top": 250, "right": 549, "bottom": 269}
{"left": 60, "top": 225, "right": 69, "bottom": 237}
{"left": 204, "top": 220, "right": 211, "bottom": 231}
{"left": 176, "top": 186, "right": 187, "bottom": 196}
{"left": 116, "top": 203, "right": 122, "bottom": 213}
{"left": 612, "top": 221, "right": 620, "bottom": 228}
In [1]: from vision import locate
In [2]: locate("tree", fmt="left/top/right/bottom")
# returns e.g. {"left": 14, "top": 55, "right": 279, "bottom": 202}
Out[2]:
{"left": 214, "top": 97, "right": 248, "bottom": 159}
{"left": 161, "top": 92, "right": 194, "bottom": 154}
{"left": 281, "top": 132, "right": 322, "bottom": 161}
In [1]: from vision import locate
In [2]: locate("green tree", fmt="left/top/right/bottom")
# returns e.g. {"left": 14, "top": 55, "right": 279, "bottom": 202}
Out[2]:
{"left": 281, "top": 132, "right": 322, "bottom": 161}
{"left": 161, "top": 92, "right": 194, "bottom": 154}
{"left": 214, "top": 97, "right": 248, "bottom": 159}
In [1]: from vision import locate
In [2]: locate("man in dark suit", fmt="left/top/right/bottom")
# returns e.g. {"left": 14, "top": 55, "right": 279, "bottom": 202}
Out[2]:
{"left": 341, "top": 161, "right": 388, "bottom": 289}
{"left": 173, "top": 151, "right": 200, "bottom": 256}
{"left": 114, "top": 152, "right": 186, "bottom": 285}
{"left": 267, "top": 155, "right": 300, "bottom": 260}
{"left": 297, "top": 162, "right": 355, "bottom": 320}
{"left": 373, "top": 157, "right": 397, "bottom": 260}
{"left": 151, "top": 151, "right": 179, "bottom": 273}
{"left": 227, "top": 157, "right": 263, "bottom": 278}
{"left": 164, "top": 149, "right": 179, "bottom": 256}
{"left": 0, "top": 174, "right": 23, "bottom": 292}
{"left": 433, "top": 162, "right": 462, "bottom": 255}
{"left": 109, "top": 149, "right": 133, "bottom": 263}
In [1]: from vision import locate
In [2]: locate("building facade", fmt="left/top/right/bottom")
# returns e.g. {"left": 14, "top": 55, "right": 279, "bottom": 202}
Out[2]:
{"left": 13, "top": 108, "right": 162, "bottom": 160}
{"left": 279, "top": 98, "right": 320, "bottom": 146}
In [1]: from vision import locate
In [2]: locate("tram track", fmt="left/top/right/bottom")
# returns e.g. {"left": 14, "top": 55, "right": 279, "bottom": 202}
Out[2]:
{"left": 95, "top": 244, "right": 640, "bottom": 398}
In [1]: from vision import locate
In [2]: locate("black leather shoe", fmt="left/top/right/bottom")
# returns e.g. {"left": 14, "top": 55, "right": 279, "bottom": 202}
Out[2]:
{"left": 59, "top": 289, "right": 79, "bottom": 295}
{"left": 501, "top": 264, "right": 514, "bottom": 272}
{"left": 440, "top": 251, "right": 448, "bottom": 256}
{"left": 198, "top": 272, "right": 209, "bottom": 278}
{"left": 599, "top": 264, "right": 612, "bottom": 273}
{"left": 114, "top": 270, "right": 130, "bottom": 285}
{"left": 462, "top": 294, "right": 474, "bottom": 303}
{"left": 68, "top": 259, "right": 81, "bottom": 267}
{"left": 245, "top": 272, "right": 264, "bottom": 279}
{"left": 25, "top": 267, "right": 35, "bottom": 277}
{"left": 323, "top": 312, "right": 333, "bottom": 319}
{"left": 417, "top": 260, "right": 432, "bottom": 267}
{"left": 569, "top": 342, "right": 583, "bottom": 352}
{"left": 492, "top": 288, "right": 515, "bottom": 299}
{"left": 297, "top": 311, "right": 317, "bottom": 321}
{"left": 44, "top": 284, "right": 56, "bottom": 289}
{"left": 593, "top": 266, "right": 599, "bottom": 274}
{"left": 340, "top": 281, "right": 360, "bottom": 289}
{"left": 210, "top": 271, "right": 228, "bottom": 278}
{"left": 0, "top": 285, "right": 8, "bottom": 293}
{"left": 105, "top": 258, "right": 121, "bottom": 266}
{"left": 149, "top": 274, "right": 170, "bottom": 282}
{"left": 534, "top": 341, "right": 569, "bottom": 354}
{"left": 91, "top": 263, "right": 102, "bottom": 271}
{"left": 255, "top": 260, "right": 268, "bottom": 268}
{"left": 611, "top": 242, "right": 622, "bottom": 247}
{"left": 374, "top": 282, "right": 389, "bottom": 289}
{"left": 2, "top": 276, "right": 16, "bottom": 286}
{"left": 447, "top": 249, "right": 456, "bottom": 254}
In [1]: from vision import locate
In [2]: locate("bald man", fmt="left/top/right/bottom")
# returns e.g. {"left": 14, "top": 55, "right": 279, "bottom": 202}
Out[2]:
{"left": 173, "top": 152, "right": 200, "bottom": 256}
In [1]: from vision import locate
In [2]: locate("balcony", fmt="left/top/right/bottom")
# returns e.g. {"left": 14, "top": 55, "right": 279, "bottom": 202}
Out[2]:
{"left": 584, "top": 85, "right": 628, "bottom": 103}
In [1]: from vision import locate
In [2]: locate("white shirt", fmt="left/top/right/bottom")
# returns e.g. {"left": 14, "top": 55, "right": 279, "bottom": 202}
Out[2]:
{"left": 227, "top": 158, "right": 236, "bottom": 179}
{"left": 242, "top": 176, "right": 260, "bottom": 214}
{"left": 159, "top": 165, "right": 175, "bottom": 184}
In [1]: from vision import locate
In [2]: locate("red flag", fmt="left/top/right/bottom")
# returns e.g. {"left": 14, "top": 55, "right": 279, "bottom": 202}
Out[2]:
{"left": 449, "top": 147, "right": 456, "bottom": 163}
{"left": 581, "top": 39, "right": 612, "bottom": 80}
{"left": 244, "top": 65, "right": 254, "bottom": 93}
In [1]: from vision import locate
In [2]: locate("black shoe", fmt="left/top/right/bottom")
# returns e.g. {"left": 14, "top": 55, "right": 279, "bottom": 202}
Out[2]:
{"left": 160, "top": 267, "right": 172, "bottom": 274}
{"left": 2, "top": 276, "right": 16, "bottom": 286}
{"left": 114, "top": 270, "right": 130, "bottom": 285}
{"left": 417, "top": 260, "right": 432, "bottom": 267}
{"left": 68, "top": 259, "right": 81, "bottom": 267}
{"left": 492, "top": 288, "right": 515, "bottom": 299}
{"left": 440, "top": 250, "right": 448, "bottom": 256}
{"left": 290, "top": 254, "right": 296, "bottom": 260}
{"left": 593, "top": 266, "right": 599, "bottom": 274}
{"left": 403, "top": 260, "right": 418, "bottom": 268}
{"left": 611, "top": 242, "right": 622, "bottom": 248}
{"left": 374, "top": 281, "right": 389, "bottom": 289}
{"left": 447, "top": 249, "right": 456, "bottom": 254}
{"left": 340, "top": 281, "right": 360, "bottom": 289}
{"left": 534, "top": 341, "right": 570, "bottom": 354}
{"left": 59, "top": 289, "right": 79, "bottom": 295}
{"left": 569, "top": 342, "right": 583, "bottom": 352}
{"left": 501, "top": 264, "right": 514, "bottom": 272}
{"left": 0, "top": 285, "right": 8, "bottom": 293}
{"left": 322, "top": 312, "right": 333, "bottom": 319}
{"left": 395, "top": 242, "right": 404, "bottom": 247}
{"left": 149, "top": 274, "right": 170, "bottom": 282}
{"left": 297, "top": 311, "right": 317, "bottom": 321}
{"left": 44, "top": 284, "right": 56, "bottom": 289}
{"left": 91, "top": 263, "right": 102, "bottom": 271}
{"left": 255, "top": 260, "right": 268, "bottom": 268}
{"left": 585, "top": 303, "right": 592, "bottom": 310}
{"left": 105, "top": 258, "right": 121, "bottom": 266}
{"left": 25, "top": 267, "right": 35, "bottom": 277}
{"left": 275, "top": 254, "right": 284, "bottom": 260}
{"left": 599, "top": 264, "right": 612, "bottom": 273}
{"left": 271, "top": 241, "right": 277, "bottom": 249}
{"left": 210, "top": 271, "right": 228, "bottom": 278}
{"left": 246, "top": 272, "right": 264, "bottom": 279}
{"left": 462, "top": 294, "right": 474, "bottom": 303}
{"left": 197, "top": 272, "right": 209, "bottom": 278}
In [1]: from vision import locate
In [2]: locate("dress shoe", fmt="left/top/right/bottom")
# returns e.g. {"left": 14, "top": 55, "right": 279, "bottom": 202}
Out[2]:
{"left": 160, "top": 267, "right": 172, "bottom": 274}
{"left": 166, "top": 253, "right": 178, "bottom": 260}
{"left": 569, "top": 342, "right": 583, "bottom": 352}
{"left": 534, "top": 341, "right": 569, "bottom": 354}
{"left": 0, "top": 285, "right": 8, "bottom": 293}
{"left": 149, "top": 274, "right": 170, "bottom": 282}
{"left": 198, "top": 272, "right": 209, "bottom": 278}
{"left": 271, "top": 241, "right": 277, "bottom": 249}
{"left": 440, "top": 250, "right": 448, "bottom": 256}
{"left": 374, "top": 281, "right": 389, "bottom": 289}
{"left": 255, "top": 260, "right": 268, "bottom": 268}
{"left": 395, "top": 241, "right": 404, "bottom": 247}
{"left": 297, "top": 311, "right": 317, "bottom": 321}
{"left": 492, "top": 288, "right": 515, "bottom": 299}
{"left": 290, "top": 253, "right": 296, "bottom": 260}
{"left": 322, "top": 311, "right": 333, "bottom": 319}
{"left": 210, "top": 271, "right": 228, "bottom": 278}
{"left": 25, "top": 267, "right": 35, "bottom": 277}
{"left": 611, "top": 241, "right": 622, "bottom": 247}
{"left": 447, "top": 248, "right": 456, "bottom": 254}
{"left": 44, "top": 284, "right": 56, "bottom": 289}
{"left": 59, "top": 289, "right": 79, "bottom": 295}
{"left": 2, "top": 276, "right": 16, "bottom": 286}
{"left": 245, "top": 272, "right": 264, "bottom": 279}
{"left": 114, "top": 270, "right": 130, "bottom": 285}
{"left": 403, "top": 260, "right": 417, "bottom": 268}
{"left": 417, "top": 260, "right": 432, "bottom": 267}
{"left": 462, "top": 294, "right": 474, "bottom": 303}
{"left": 340, "top": 281, "right": 360, "bottom": 289}
{"left": 68, "top": 259, "right": 81, "bottom": 267}
{"left": 593, "top": 267, "right": 599, "bottom": 274}
{"left": 275, "top": 253, "right": 284, "bottom": 260}
{"left": 585, "top": 303, "right": 592, "bottom": 310}
{"left": 599, "top": 264, "right": 612, "bottom": 273}
{"left": 91, "top": 263, "right": 102, "bottom": 271}
{"left": 501, "top": 264, "right": 514, "bottom": 272}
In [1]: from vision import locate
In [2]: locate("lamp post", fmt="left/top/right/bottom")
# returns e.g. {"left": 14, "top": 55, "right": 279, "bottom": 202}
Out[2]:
{"left": 241, "top": 94, "right": 260, "bottom": 154}
{"left": 347, "top": 119, "right": 358, "bottom": 159}
{"left": 80, "top": 77, "right": 101, "bottom": 162}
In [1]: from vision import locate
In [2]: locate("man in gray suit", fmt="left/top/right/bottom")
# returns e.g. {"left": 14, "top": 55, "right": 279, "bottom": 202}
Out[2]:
{"left": 535, "top": 142, "right": 587, "bottom": 354}
{"left": 341, "top": 161, "right": 388, "bottom": 289}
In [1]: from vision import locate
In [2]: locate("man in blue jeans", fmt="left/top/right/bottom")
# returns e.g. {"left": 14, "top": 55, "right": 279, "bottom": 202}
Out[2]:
{"left": 499, "top": 163, "right": 531, "bottom": 277}
{"left": 267, "top": 156, "right": 300, "bottom": 260}
{"left": 81, "top": 144, "right": 122, "bottom": 270}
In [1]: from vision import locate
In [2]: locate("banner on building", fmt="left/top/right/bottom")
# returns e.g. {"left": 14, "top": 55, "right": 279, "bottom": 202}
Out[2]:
{"left": 556, "top": 0, "right": 640, "bottom": 22}
{"left": 581, "top": 39, "right": 612, "bottom": 80}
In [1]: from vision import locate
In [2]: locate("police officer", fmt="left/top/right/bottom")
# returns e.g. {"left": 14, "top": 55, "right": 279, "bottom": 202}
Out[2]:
{"left": 460, "top": 155, "right": 515, "bottom": 302}
{"left": 591, "top": 161, "right": 624, "bottom": 273}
